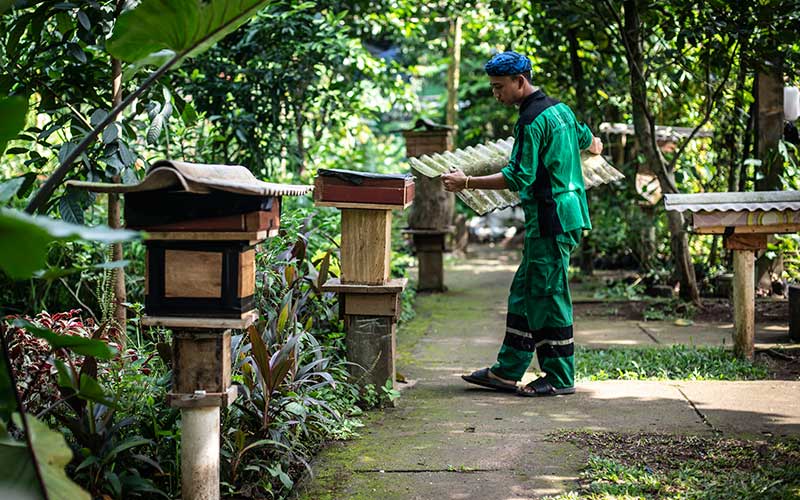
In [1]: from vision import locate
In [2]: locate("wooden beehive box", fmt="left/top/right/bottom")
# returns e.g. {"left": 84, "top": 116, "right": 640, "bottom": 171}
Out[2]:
{"left": 66, "top": 161, "right": 313, "bottom": 318}
{"left": 314, "top": 169, "right": 415, "bottom": 207}
{"left": 144, "top": 240, "right": 256, "bottom": 318}
{"left": 314, "top": 169, "right": 415, "bottom": 285}
{"left": 401, "top": 120, "right": 454, "bottom": 158}
{"left": 126, "top": 190, "right": 282, "bottom": 235}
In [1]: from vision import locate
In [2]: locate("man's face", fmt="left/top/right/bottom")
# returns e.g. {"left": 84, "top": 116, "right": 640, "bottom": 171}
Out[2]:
{"left": 489, "top": 75, "right": 525, "bottom": 106}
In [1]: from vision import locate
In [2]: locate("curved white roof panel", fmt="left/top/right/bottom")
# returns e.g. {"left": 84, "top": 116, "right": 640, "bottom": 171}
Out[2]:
{"left": 664, "top": 191, "right": 800, "bottom": 213}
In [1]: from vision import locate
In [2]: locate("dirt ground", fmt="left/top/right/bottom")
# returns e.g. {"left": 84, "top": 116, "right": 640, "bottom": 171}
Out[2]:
{"left": 573, "top": 297, "right": 788, "bottom": 324}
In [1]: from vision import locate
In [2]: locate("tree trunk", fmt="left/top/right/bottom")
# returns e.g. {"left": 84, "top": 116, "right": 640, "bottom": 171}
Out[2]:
{"left": 110, "top": 52, "right": 127, "bottom": 346}
{"left": 446, "top": 17, "right": 462, "bottom": 146}
{"left": 755, "top": 68, "right": 784, "bottom": 191}
{"left": 754, "top": 67, "right": 784, "bottom": 289}
{"left": 623, "top": 0, "right": 700, "bottom": 303}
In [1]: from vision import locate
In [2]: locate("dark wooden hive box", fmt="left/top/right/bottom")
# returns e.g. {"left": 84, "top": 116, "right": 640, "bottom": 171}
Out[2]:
{"left": 126, "top": 189, "right": 281, "bottom": 234}
{"left": 314, "top": 169, "right": 415, "bottom": 207}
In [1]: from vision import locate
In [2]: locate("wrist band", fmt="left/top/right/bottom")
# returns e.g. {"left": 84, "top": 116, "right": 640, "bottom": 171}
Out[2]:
{"left": 465, "top": 176, "right": 471, "bottom": 189}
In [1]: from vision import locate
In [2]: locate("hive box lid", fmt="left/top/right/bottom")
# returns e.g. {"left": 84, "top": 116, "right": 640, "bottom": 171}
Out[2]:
{"left": 314, "top": 169, "right": 415, "bottom": 208}
{"left": 66, "top": 160, "right": 313, "bottom": 197}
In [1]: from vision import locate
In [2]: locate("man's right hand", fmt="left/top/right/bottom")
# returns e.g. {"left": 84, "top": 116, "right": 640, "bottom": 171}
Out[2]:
{"left": 588, "top": 136, "right": 603, "bottom": 155}
{"left": 441, "top": 170, "right": 467, "bottom": 192}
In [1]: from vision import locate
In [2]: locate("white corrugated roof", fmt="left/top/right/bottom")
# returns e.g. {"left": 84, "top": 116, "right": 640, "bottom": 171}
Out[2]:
{"left": 664, "top": 191, "right": 800, "bottom": 213}
{"left": 599, "top": 122, "right": 713, "bottom": 141}
{"left": 408, "top": 137, "right": 624, "bottom": 215}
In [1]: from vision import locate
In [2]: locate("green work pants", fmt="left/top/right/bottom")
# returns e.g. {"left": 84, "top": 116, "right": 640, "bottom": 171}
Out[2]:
{"left": 490, "top": 229, "right": 582, "bottom": 389}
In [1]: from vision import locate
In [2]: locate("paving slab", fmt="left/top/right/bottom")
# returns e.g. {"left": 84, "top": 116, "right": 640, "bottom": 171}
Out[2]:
{"left": 674, "top": 381, "right": 800, "bottom": 437}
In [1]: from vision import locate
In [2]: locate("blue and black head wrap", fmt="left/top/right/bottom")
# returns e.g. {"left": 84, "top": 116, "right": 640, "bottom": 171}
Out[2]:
{"left": 484, "top": 51, "right": 532, "bottom": 76}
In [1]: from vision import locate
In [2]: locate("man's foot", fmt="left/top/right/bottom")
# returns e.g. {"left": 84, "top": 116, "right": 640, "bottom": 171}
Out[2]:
{"left": 461, "top": 367, "right": 518, "bottom": 392}
{"left": 517, "top": 377, "right": 575, "bottom": 397}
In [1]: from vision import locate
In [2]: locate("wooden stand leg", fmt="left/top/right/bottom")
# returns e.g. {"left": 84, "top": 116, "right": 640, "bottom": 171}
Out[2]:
{"left": 181, "top": 406, "right": 220, "bottom": 500}
{"left": 413, "top": 232, "right": 446, "bottom": 293}
{"left": 418, "top": 250, "right": 444, "bottom": 291}
{"left": 344, "top": 315, "right": 396, "bottom": 389}
{"left": 733, "top": 249, "right": 755, "bottom": 360}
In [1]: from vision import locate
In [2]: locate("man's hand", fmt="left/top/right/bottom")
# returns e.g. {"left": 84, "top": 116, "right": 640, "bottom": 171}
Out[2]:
{"left": 588, "top": 136, "right": 603, "bottom": 155}
{"left": 441, "top": 170, "right": 467, "bottom": 192}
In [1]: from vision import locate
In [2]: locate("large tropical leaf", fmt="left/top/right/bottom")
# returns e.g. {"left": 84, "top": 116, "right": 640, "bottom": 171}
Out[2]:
{"left": 107, "top": 0, "right": 273, "bottom": 70}
{"left": 0, "top": 208, "right": 139, "bottom": 280}
{"left": 0, "top": 96, "right": 27, "bottom": 155}
{"left": 0, "top": 414, "right": 91, "bottom": 500}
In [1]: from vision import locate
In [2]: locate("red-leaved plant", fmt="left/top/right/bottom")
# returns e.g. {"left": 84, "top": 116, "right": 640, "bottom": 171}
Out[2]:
{"left": 4, "top": 309, "right": 119, "bottom": 415}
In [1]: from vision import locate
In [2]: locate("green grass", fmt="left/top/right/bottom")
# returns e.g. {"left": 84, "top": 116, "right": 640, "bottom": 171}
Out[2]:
{"left": 546, "top": 431, "right": 800, "bottom": 500}
{"left": 576, "top": 345, "right": 769, "bottom": 381}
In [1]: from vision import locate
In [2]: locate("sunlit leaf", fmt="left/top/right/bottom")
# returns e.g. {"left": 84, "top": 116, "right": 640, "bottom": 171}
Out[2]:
{"left": 0, "top": 208, "right": 139, "bottom": 280}
{"left": 0, "top": 96, "right": 27, "bottom": 155}
{"left": 107, "top": 0, "right": 272, "bottom": 74}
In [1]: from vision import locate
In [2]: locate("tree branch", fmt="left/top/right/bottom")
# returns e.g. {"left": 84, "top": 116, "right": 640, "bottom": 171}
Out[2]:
{"left": 666, "top": 40, "right": 738, "bottom": 172}
{"left": 25, "top": 53, "right": 180, "bottom": 214}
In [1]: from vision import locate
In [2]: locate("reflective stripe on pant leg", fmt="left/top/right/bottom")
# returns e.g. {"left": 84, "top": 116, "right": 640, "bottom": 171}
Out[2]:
{"left": 535, "top": 325, "right": 575, "bottom": 388}
{"left": 536, "top": 230, "right": 581, "bottom": 388}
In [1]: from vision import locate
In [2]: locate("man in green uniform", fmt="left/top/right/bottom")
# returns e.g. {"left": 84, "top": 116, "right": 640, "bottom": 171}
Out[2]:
{"left": 441, "top": 51, "right": 602, "bottom": 396}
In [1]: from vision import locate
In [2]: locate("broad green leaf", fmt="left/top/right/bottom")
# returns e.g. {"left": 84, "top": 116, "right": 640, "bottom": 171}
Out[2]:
{"left": 2, "top": 414, "right": 91, "bottom": 500}
{"left": 12, "top": 319, "right": 116, "bottom": 360}
{"left": 59, "top": 189, "right": 85, "bottom": 225}
{"left": 54, "top": 359, "right": 75, "bottom": 389}
{"left": 107, "top": 0, "right": 272, "bottom": 73}
{"left": 102, "top": 436, "right": 150, "bottom": 464}
{"left": 0, "top": 96, "right": 27, "bottom": 155}
{"left": 0, "top": 207, "right": 139, "bottom": 280}
{"left": 0, "top": 176, "right": 27, "bottom": 203}
{"left": 77, "top": 374, "right": 117, "bottom": 407}
{"left": 247, "top": 325, "right": 271, "bottom": 390}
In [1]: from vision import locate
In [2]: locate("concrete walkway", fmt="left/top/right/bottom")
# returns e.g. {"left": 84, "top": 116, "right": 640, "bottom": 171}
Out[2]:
{"left": 295, "top": 247, "right": 800, "bottom": 500}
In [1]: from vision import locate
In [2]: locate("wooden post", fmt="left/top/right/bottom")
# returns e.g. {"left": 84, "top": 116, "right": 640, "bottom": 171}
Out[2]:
{"left": 344, "top": 315, "right": 396, "bottom": 388}
{"left": 790, "top": 284, "right": 800, "bottom": 343}
{"left": 322, "top": 278, "right": 406, "bottom": 389}
{"left": 725, "top": 234, "right": 765, "bottom": 360}
{"left": 409, "top": 231, "right": 448, "bottom": 292}
{"left": 732, "top": 250, "right": 755, "bottom": 359}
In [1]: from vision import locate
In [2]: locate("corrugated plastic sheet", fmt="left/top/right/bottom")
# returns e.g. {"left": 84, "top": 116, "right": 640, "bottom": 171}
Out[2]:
{"left": 408, "top": 137, "right": 624, "bottom": 215}
{"left": 664, "top": 191, "right": 800, "bottom": 213}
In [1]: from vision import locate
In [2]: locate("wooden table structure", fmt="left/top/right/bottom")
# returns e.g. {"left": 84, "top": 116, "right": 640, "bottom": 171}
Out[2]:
{"left": 402, "top": 121, "right": 455, "bottom": 292}
{"left": 315, "top": 170, "right": 414, "bottom": 389}
{"left": 664, "top": 191, "right": 800, "bottom": 359}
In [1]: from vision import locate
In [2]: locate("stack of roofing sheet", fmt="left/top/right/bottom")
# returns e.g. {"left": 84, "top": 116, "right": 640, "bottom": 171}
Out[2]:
{"left": 408, "top": 137, "right": 624, "bottom": 215}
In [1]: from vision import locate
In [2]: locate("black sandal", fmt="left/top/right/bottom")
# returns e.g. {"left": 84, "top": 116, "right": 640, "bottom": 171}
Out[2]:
{"left": 461, "top": 367, "right": 519, "bottom": 392}
{"left": 517, "top": 377, "right": 575, "bottom": 397}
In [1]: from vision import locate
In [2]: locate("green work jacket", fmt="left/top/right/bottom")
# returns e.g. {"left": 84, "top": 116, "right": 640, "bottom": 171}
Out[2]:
{"left": 500, "top": 90, "right": 593, "bottom": 239}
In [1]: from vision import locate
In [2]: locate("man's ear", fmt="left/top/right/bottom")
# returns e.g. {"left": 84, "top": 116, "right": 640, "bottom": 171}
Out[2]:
{"left": 517, "top": 74, "right": 526, "bottom": 89}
